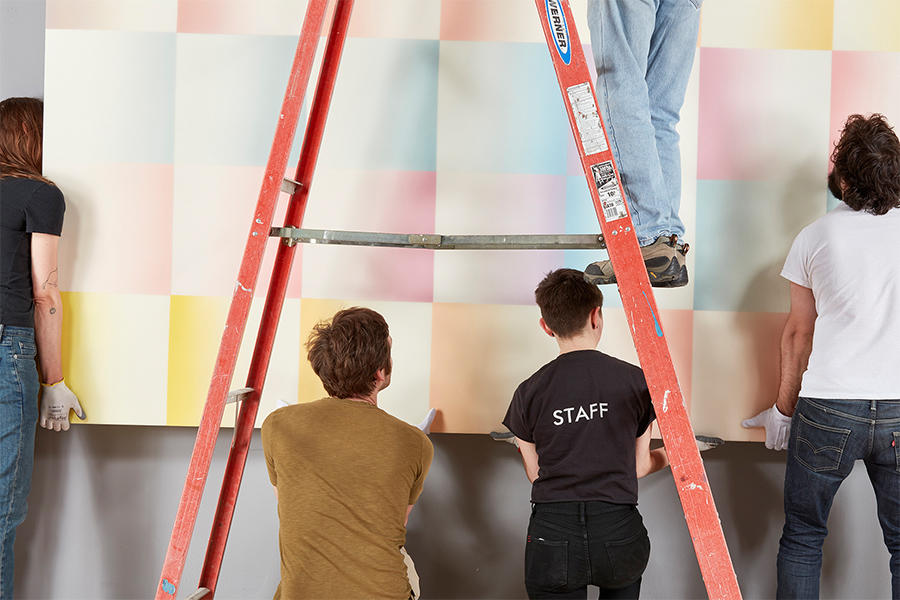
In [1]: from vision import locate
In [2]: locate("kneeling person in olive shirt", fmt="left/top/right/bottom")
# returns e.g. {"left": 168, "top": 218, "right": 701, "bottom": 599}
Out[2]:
{"left": 262, "top": 307, "right": 433, "bottom": 600}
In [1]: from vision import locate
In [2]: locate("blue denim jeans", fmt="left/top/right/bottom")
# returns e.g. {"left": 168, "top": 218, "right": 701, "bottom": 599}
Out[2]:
{"left": 0, "top": 326, "right": 40, "bottom": 600}
{"left": 777, "top": 397, "right": 900, "bottom": 600}
{"left": 524, "top": 502, "right": 649, "bottom": 599}
{"left": 587, "top": 0, "right": 701, "bottom": 246}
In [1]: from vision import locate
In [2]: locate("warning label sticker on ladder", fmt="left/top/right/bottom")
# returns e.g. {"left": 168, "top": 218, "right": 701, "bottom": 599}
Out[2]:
{"left": 590, "top": 161, "right": 628, "bottom": 222}
{"left": 566, "top": 82, "right": 608, "bottom": 155}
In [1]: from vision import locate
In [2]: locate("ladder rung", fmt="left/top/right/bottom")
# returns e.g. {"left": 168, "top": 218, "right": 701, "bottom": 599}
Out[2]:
{"left": 183, "top": 588, "right": 210, "bottom": 600}
{"left": 280, "top": 178, "right": 302, "bottom": 195}
{"left": 270, "top": 227, "right": 606, "bottom": 250}
{"left": 225, "top": 388, "right": 254, "bottom": 405}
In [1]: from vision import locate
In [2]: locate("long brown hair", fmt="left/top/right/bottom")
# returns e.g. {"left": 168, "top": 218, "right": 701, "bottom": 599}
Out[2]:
{"left": 0, "top": 97, "right": 52, "bottom": 184}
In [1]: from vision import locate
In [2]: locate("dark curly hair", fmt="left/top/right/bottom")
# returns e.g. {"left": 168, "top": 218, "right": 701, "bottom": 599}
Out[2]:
{"left": 306, "top": 307, "right": 392, "bottom": 399}
{"left": 534, "top": 269, "right": 603, "bottom": 339}
{"left": 828, "top": 113, "right": 900, "bottom": 215}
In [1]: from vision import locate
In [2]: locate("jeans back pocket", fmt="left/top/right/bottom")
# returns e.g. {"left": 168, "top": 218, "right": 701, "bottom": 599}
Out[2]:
{"left": 605, "top": 529, "right": 650, "bottom": 586}
{"left": 795, "top": 412, "right": 850, "bottom": 472}
{"left": 525, "top": 537, "right": 568, "bottom": 591}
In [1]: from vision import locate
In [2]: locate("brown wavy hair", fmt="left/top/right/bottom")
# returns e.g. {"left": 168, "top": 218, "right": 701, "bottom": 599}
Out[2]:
{"left": 0, "top": 97, "right": 52, "bottom": 184}
{"left": 306, "top": 307, "right": 392, "bottom": 399}
{"left": 535, "top": 268, "right": 604, "bottom": 339}
{"left": 829, "top": 113, "right": 900, "bottom": 215}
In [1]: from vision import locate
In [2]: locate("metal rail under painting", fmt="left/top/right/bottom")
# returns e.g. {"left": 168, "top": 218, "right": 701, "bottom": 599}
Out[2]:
{"left": 533, "top": 0, "right": 742, "bottom": 598}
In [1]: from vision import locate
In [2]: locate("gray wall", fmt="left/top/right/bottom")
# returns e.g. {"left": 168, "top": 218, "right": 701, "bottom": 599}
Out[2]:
{"left": 3, "top": 2, "right": 893, "bottom": 598}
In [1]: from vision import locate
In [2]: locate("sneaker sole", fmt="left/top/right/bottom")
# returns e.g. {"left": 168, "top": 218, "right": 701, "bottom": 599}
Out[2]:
{"left": 584, "top": 262, "right": 688, "bottom": 287}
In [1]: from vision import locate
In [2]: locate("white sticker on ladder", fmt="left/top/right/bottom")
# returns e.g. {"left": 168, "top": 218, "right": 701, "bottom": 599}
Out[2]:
{"left": 590, "top": 161, "right": 628, "bottom": 222}
{"left": 566, "top": 82, "right": 608, "bottom": 155}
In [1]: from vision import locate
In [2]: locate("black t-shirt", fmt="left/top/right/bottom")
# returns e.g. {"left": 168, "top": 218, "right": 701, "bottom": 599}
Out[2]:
{"left": 1, "top": 177, "right": 65, "bottom": 328}
{"left": 503, "top": 349, "right": 655, "bottom": 505}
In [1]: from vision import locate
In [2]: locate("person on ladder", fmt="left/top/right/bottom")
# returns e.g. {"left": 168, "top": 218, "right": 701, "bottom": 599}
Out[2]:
{"left": 582, "top": 0, "right": 702, "bottom": 288}
{"left": 261, "top": 307, "right": 433, "bottom": 600}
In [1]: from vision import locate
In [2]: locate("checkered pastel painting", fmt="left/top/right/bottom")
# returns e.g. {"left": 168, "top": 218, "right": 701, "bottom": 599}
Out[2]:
{"left": 43, "top": 0, "right": 900, "bottom": 437}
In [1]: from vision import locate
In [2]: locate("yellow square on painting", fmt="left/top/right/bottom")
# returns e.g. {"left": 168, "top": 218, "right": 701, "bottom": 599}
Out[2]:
{"left": 62, "top": 292, "right": 170, "bottom": 426}
{"left": 166, "top": 296, "right": 302, "bottom": 428}
{"left": 700, "top": 0, "right": 834, "bottom": 50}
{"left": 833, "top": 0, "right": 900, "bottom": 51}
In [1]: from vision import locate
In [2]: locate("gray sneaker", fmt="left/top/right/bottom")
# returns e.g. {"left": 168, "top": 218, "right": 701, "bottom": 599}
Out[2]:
{"left": 583, "top": 235, "right": 689, "bottom": 288}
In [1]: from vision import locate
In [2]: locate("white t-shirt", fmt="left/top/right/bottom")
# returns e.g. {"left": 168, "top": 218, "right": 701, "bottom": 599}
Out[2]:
{"left": 782, "top": 202, "right": 900, "bottom": 399}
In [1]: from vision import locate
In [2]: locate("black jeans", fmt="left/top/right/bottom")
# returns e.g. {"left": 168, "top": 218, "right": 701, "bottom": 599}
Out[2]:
{"left": 524, "top": 502, "right": 649, "bottom": 599}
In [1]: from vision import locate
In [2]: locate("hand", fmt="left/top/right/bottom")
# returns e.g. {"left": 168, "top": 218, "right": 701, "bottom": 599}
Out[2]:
{"left": 40, "top": 380, "right": 86, "bottom": 431}
{"left": 742, "top": 405, "right": 792, "bottom": 450}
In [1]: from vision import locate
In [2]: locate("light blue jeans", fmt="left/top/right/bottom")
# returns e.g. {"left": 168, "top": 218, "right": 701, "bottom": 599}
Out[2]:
{"left": 777, "top": 397, "right": 900, "bottom": 600}
{"left": 588, "top": 0, "right": 701, "bottom": 246}
{"left": 0, "top": 326, "right": 40, "bottom": 600}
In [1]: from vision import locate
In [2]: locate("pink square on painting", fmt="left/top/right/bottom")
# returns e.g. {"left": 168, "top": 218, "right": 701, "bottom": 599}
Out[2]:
{"left": 57, "top": 162, "right": 173, "bottom": 296}
{"left": 830, "top": 52, "right": 900, "bottom": 155}
{"left": 177, "top": 0, "right": 317, "bottom": 35}
{"left": 697, "top": 47, "right": 832, "bottom": 182}
{"left": 300, "top": 170, "right": 436, "bottom": 302}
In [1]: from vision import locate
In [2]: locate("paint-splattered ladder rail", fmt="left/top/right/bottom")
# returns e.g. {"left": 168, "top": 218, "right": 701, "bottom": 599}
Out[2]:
{"left": 534, "top": 0, "right": 742, "bottom": 598}
{"left": 157, "top": 0, "right": 740, "bottom": 598}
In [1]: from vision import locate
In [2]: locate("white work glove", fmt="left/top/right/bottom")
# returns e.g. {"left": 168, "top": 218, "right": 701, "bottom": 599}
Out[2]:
{"left": 40, "top": 380, "right": 86, "bottom": 431}
{"left": 742, "top": 405, "right": 792, "bottom": 450}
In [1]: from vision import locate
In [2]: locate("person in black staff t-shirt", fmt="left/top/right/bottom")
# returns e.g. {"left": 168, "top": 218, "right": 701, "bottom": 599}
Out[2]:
{"left": 503, "top": 268, "right": 669, "bottom": 600}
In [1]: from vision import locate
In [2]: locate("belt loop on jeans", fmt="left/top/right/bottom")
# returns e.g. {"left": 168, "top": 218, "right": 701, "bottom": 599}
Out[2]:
{"left": 871, "top": 399, "right": 877, "bottom": 411}
{"left": 579, "top": 502, "right": 585, "bottom": 524}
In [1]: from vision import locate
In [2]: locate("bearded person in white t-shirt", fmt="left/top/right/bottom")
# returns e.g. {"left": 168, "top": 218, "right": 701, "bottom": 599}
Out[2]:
{"left": 743, "top": 113, "right": 900, "bottom": 600}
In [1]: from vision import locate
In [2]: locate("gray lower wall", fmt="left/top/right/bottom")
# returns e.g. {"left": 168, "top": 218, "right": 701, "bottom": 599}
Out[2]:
{"left": 15, "top": 427, "right": 894, "bottom": 599}
{"left": 2, "top": 1, "right": 894, "bottom": 598}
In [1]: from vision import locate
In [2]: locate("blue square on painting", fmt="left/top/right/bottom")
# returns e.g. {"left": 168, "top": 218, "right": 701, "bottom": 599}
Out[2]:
{"left": 174, "top": 33, "right": 300, "bottom": 166}
{"left": 694, "top": 179, "right": 826, "bottom": 313}
{"left": 44, "top": 30, "right": 176, "bottom": 164}
{"left": 437, "top": 41, "right": 570, "bottom": 176}
{"left": 563, "top": 175, "right": 623, "bottom": 308}
{"left": 318, "top": 38, "right": 440, "bottom": 172}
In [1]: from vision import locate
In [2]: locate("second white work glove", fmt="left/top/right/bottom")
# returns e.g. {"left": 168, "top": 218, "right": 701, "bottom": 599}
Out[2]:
{"left": 40, "top": 380, "right": 86, "bottom": 432}
{"left": 742, "top": 405, "right": 792, "bottom": 450}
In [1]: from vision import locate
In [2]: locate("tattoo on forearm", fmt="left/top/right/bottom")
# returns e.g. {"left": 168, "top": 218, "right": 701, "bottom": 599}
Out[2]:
{"left": 41, "top": 268, "right": 59, "bottom": 290}
{"left": 49, "top": 307, "right": 56, "bottom": 314}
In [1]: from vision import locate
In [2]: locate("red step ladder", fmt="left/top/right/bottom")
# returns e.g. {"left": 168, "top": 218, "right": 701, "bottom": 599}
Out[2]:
{"left": 156, "top": 1, "right": 351, "bottom": 597}
{"left": 534, "top": 1, "right": 741, "bottom": 598}
{"left": 157, "top": 1, "right": 741, "bottom": 598}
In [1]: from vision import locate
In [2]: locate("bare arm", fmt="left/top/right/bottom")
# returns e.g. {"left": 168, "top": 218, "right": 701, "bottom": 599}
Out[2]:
{"left": 635, "top": 424, "right": 669, "bottom": 478}
{"left": 775, "top": 283, "right": 817, "bottom": 417}
{"left": 31, "top": 233, "right": 64, "bottom": 384}
{"left": 405, "top": 504, "right": 414, "bottom": 527}
{"left": 516, "top": 438, "right": 540, "bottom": 483}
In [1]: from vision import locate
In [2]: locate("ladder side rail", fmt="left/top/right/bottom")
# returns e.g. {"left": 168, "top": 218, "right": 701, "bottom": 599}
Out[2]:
{"left": 155, "top": 1, "right": 331, "bottom": 598}
{"left": 197, "top": 1, "right": 356, "bottom": 595}
{"left": 533, "top": 1, "right": 741, "bottom": 598}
